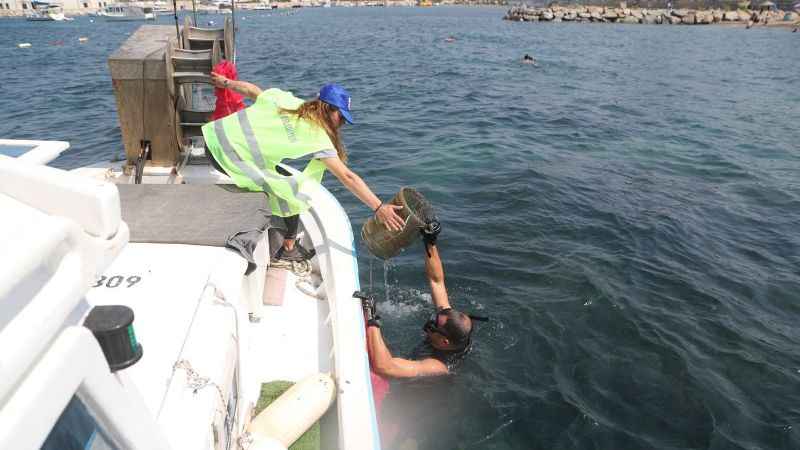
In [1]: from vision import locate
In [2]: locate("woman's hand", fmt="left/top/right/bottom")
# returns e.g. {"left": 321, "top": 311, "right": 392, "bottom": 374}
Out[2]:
{"left": 210, "top": 72, "right": 229, "bottom": 89}
{"left": 320, "top": 157, "right": 405, "bottom": 230}
{"left": 375, "top": 204, "right": 405, "bottom": 232}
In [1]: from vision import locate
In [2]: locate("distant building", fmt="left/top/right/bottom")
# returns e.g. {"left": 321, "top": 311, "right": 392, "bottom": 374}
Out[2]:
{"left": 0, "top": 0, "right": 33, "bottom": 12}
{"left": 62, "top": 0, "right": 106, "bottom": 10}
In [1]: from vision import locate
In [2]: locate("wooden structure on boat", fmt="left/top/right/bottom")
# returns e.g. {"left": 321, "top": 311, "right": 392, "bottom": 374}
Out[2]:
{"left": 108, "top": 19, "right": 234, "bottom": 171}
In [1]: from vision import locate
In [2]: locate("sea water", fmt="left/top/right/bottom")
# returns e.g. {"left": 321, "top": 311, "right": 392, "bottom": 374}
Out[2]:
{"left": 2, "top": 7, "right": 799, "bottom": 449}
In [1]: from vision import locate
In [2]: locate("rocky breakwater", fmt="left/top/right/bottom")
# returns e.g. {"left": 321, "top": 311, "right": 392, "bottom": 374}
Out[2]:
{"left": 504, "top": 5, "right": 800, "bottom": 27}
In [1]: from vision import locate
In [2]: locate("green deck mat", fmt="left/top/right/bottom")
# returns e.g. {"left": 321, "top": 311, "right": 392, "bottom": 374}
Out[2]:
{"left": 254, "top": 381, "right": 320, "bottom": 450}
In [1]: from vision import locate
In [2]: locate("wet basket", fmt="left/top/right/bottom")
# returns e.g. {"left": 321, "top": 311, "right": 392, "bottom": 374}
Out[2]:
{"left": 361, "top": 187, "right": 436, "bottom": 260}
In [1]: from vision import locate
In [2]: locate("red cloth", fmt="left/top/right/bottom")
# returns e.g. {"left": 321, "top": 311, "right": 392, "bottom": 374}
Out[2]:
{"left": 211, "top": 61, "right": 245, "bottom": 120}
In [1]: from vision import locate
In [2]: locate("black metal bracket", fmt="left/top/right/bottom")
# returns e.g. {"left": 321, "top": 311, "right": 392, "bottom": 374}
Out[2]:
{"left": 134, "top": 140, "right": 151, "bottom": 185}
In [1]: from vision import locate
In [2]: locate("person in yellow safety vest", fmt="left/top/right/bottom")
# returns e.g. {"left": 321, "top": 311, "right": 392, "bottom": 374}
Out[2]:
{"left": 203, "top": 72, "right": 405, "bottom": 261}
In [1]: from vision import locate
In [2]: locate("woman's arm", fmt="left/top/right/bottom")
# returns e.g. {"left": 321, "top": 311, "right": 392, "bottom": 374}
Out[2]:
{"left": 210, "top": 72, "right": 262, "bottom": 101}
{"left": 321, "top": 157, "right": 405, "bottom": 231}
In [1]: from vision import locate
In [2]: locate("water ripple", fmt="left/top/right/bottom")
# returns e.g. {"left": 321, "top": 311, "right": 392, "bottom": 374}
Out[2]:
{"left": 3, "top": 8, "right": 800, "bottom": 450}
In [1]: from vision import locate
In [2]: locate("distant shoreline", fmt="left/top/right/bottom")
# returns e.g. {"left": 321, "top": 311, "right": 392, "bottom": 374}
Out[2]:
{"left": 504, "top": 5, "right": 800, "bottom": 28}
{"left": 0, "top": 3, "right": 507, "bottom": 19}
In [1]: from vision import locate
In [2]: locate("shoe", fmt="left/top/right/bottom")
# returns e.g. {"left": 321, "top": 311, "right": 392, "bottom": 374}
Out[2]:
{"left": 272, "top": 244, "right": 316, "bottom": 263}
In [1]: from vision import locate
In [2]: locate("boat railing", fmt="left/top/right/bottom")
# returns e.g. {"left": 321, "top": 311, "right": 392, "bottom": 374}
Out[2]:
{"left": 0, "top": 152, "right": 131, "bottom": 402}
{"left": 0, "top": 139, "right": 69, "bottom": 165}
{"left": 0, "top": 149, "right": 166, "bottom": 450}
{"left": 285, "top": 164, "right": 382, "bottom": 450}
{"left": 0, "top": 326, "right": 170, "bottom": 449}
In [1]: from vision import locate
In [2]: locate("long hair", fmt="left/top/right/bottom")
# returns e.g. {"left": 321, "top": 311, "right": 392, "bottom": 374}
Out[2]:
{"left": 279, "top": 99, "right": 348, "bottom": 163}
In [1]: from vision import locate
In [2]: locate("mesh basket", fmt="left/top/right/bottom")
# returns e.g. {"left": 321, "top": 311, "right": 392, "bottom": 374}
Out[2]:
{"left": 361, "top": 187, "right": 436, "bottom": 260}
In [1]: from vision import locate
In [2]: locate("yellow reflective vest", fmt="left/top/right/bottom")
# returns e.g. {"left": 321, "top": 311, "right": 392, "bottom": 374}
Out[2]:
{"left": 202, "top": 88, "right": 335, "bottom": 217}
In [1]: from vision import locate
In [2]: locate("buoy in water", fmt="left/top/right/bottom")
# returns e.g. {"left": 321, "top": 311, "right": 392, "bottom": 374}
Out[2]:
{"left": 18, "top": 43, "right": 32, "bottom": 48}
{"left": 79, "top": 37, "right": 89, "bottom": 43}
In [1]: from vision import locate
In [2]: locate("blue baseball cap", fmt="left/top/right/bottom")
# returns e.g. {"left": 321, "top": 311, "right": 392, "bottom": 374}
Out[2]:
{"left": 318, "top": 83, "right": 354, "bottom": 125}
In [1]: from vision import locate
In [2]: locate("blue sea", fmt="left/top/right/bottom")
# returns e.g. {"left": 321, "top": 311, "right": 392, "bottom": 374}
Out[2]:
{"left": 2, "top": 7, "right": 799, "bottom": 449}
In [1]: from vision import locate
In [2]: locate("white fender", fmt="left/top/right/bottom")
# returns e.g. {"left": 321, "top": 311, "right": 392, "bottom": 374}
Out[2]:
{"left": 249, "top": 436, "right": 288, "bottom": 450}
{"left": 248, "top": 373, "right": 337, "bottom": 448}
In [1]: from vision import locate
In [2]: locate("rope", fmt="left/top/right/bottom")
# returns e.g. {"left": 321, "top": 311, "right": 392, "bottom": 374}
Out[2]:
{"left": 209, "top": 288, "right": 242, "bottom": 450}
{"left": 157, "top": 277, "right": 211, "bottom": 417}
{"left": 237, "top": 431, "right": 253, "bottom": 450}
{"left": 173, "top": 359, "right": 228, "bottom": 417}
{"left": 270, "top": 259, "right": 324, "bottom": 300}
{"left": 270, "top": 258, "right": 311, "bottom": 278}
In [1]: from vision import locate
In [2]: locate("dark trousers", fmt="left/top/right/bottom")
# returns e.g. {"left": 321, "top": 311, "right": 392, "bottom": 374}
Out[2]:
{"left": 205, "top": 146, "right": 299, "bottom": 241}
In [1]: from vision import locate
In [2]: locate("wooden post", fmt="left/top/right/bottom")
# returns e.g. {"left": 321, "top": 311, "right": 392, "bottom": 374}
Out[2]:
{"left": 108, "top": 25, "right": 180, "bottom": 168}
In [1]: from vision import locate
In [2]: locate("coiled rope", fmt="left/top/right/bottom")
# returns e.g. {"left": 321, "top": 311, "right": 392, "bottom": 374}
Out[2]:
{"left": 269, "top": 259, "right": 324, "bottom": 300}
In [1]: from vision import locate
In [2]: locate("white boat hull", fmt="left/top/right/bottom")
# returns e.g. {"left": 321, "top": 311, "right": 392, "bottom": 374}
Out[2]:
{"left": 0, "top": 141, "right": 381, "bottom": 449}
{"left": 25, "top": 12, "right": 67, "bottom": 21}
{"left": 103, "top": 13, "right": 156, "bottom": 21}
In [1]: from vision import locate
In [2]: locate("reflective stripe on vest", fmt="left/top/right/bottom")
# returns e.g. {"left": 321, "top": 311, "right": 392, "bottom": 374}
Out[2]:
{"left": 234, "top": 110, "right": 314, "bottom": 206}
{"left": 212, "top": 111, "right": 316, "bottom": 217}
{"left": 213, "top": 120, "right": 292, "bottom": 216}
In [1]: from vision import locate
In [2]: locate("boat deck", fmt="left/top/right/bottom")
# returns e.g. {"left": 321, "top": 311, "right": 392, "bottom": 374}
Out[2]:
{"left": 68, "top": 162, "right": 379, "bottom": 448}
{"left": 250, "top": 265, "right": 333, "bottom": 382}
{"left": 85, "top": 184, "right": 335, "bottom": 420}
{"left": 84, "top": 242, "right": 245, "bottom": 419}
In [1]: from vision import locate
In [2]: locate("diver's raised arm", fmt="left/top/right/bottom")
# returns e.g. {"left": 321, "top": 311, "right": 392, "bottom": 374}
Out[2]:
{"left": 423, "top": 242, "right": 451, "bottom": 311}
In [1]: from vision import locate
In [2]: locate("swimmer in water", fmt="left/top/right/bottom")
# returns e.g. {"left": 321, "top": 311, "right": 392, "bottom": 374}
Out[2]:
{"left": 361, "top": 222, "right": 488, "bottom": 378}
{"left": 522, "top": 54, "right": 536, "bottom": 64}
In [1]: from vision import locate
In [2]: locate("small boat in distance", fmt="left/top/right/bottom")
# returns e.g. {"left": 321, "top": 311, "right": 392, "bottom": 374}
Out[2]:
{"left": 152, "top": 1, "right": 174, "bottom": 16}
{"left": 101, "top": 3, "right": 156, "bottom": 21}
{"left": 25, "top": 2, "right": 69, "bottom": 21}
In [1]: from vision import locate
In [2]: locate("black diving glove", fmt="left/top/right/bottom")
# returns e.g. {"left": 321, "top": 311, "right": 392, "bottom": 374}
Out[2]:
{"left": 420, "top": 220, "right": 441, "bottom": 255}
{"left": 355, "top": 291, "right": 381, "bottom": 328}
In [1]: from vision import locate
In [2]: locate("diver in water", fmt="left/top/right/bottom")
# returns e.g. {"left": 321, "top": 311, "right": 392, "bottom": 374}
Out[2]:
{"left": 361, "top": 222, "right": 487, "bottom": 378}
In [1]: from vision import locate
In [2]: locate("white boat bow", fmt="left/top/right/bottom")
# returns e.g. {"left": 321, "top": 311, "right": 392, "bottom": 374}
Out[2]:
{"left": 0, "top": 142, "right": 381, "bottom": 450}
